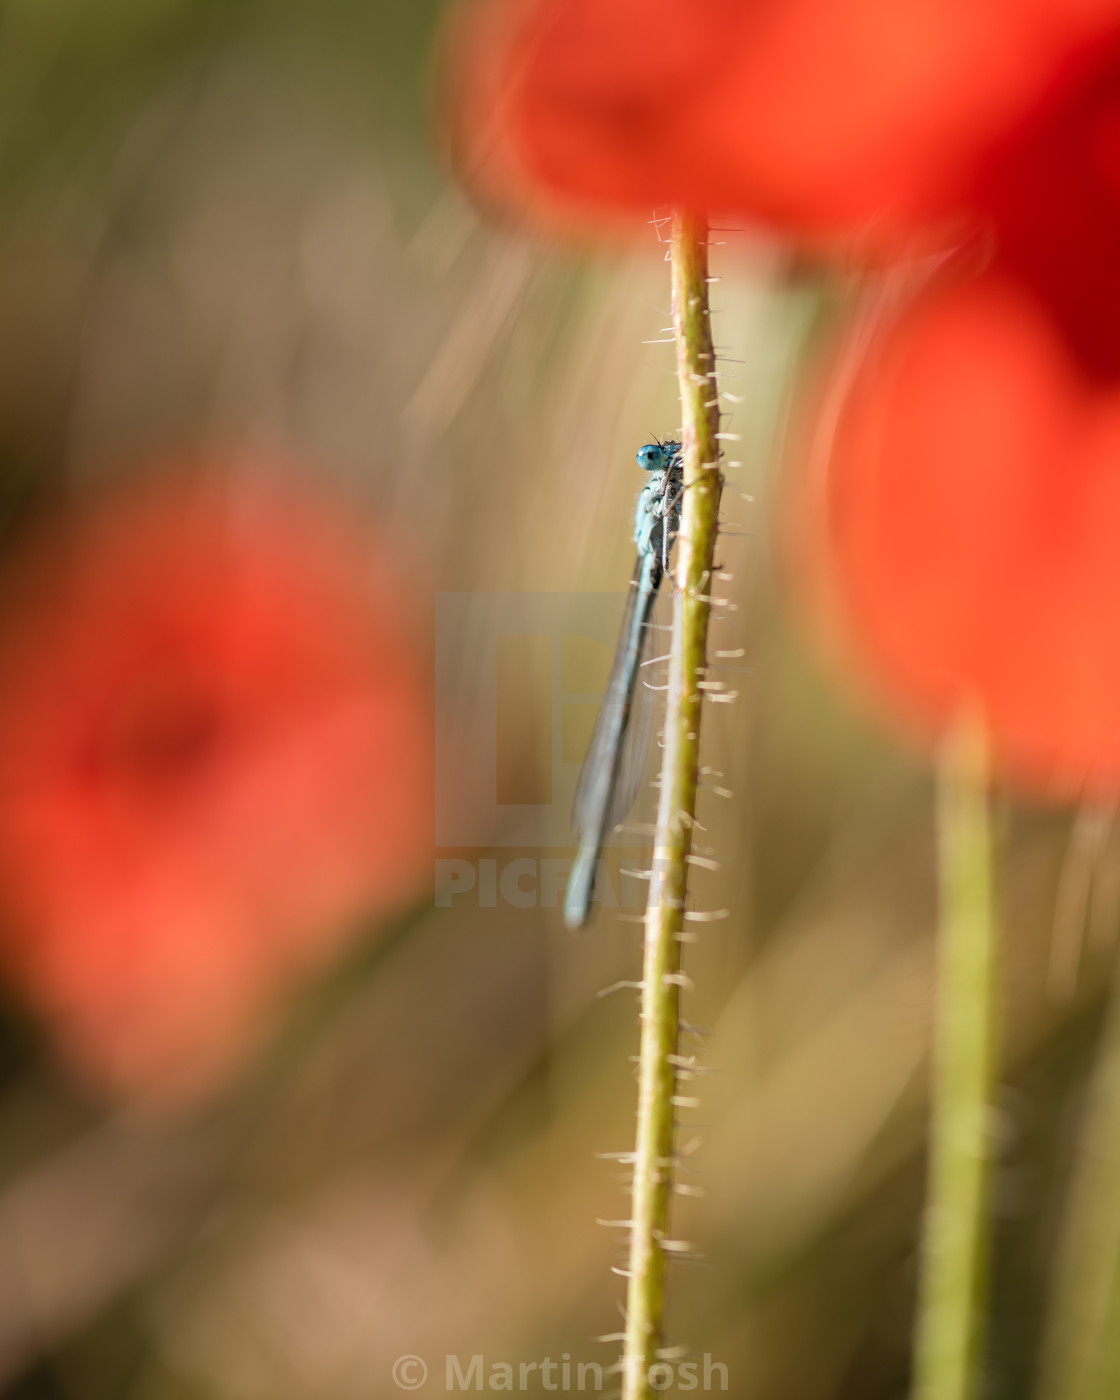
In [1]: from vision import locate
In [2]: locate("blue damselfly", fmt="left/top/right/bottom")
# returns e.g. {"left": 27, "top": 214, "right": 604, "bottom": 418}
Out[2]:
{"left": 565, "top": 440, "right": 684, "bottom": 929}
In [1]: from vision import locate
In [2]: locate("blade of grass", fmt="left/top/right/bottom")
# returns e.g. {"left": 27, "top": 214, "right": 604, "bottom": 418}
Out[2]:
{"left": 913, "top": 713, "right": 998, "bottom": 1400}
{"left": 621, "top": 208, "right": 722, "bottom": 1400}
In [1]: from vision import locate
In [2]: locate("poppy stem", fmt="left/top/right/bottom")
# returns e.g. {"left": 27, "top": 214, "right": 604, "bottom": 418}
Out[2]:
{"left": 621, "top": 209, "right": 722, "bottom": 1400}
{"left": 914, "top": 712, "right": 998, "bottom": 1400}
{"left": 1038, "top": 903, "right": 1120, "bottom": 1400}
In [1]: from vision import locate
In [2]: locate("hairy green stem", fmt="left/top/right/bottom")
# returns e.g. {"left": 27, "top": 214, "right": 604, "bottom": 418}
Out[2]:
{"left": 621, "top": 210, "right": 722, "bottom": 1400}
{"left": 913, "top": 715, "right": 998, "bottom": 1400}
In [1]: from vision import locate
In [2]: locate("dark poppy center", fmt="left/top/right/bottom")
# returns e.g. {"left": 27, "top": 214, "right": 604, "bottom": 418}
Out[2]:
{"left": 103, "top": 679, "right": 229, "bottom": 793}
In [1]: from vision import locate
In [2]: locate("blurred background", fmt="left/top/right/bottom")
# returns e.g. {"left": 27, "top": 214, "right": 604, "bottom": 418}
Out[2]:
{"left": 0, "top": 3, "right": 1110, "bottom": 1398}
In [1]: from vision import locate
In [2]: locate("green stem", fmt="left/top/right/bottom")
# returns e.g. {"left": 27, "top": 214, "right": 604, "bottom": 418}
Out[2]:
{"left": 913, "top": 714, "right": 998, "bottom": 1400}
{"left": 621, "top": 209, "right": 722, "bottom": 1400}
{"left": 1039, "top": 933, "right": 1120, "bottom": 1400}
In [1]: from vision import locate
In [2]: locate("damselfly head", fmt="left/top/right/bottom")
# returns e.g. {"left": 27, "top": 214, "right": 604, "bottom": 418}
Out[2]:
{"left": 637, "top": 443, "right": 667, "bottom": 472}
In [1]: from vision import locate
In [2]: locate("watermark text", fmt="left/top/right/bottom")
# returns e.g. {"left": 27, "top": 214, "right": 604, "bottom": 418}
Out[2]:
{"left": 392, "top": 1352, "right": 727, "bottom": 1392}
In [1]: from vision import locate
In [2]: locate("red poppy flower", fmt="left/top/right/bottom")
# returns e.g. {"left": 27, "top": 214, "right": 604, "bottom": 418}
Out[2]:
{"left": 0, "top": 470, "right": 431, "bottom": 1099}
{"left": 798, "top": 269, "right": 1120, "bottom": 792}
{"left": 444, "top": 0, "right": 1120, "bottom": 244}
{"left": 445, "top": 0, "right": 1120, "bottom": 792}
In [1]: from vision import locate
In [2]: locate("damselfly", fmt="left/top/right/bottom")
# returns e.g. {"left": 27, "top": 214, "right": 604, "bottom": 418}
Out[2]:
{"left": 564, "top": 440, "right": 684, "bottom": 929}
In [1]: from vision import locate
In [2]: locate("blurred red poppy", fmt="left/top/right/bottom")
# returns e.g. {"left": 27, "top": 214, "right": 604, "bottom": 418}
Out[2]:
{"left": 445, "top": 0, "right": 1120, "bottom": 792}
{"left": 792, "top": 19, "right": 1120, "bottom": 793}
{"left": 0, "top": 470, "right": 431, "bottom": 1099}
{"left": 444, "top": 0, "right": 1120, "bottom": 245}
{"left": 798, "top": 269, "right": 1120, "bottom": 792}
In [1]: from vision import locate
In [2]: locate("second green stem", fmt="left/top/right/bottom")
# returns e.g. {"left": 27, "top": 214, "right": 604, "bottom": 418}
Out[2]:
{"left": 914, "top": 715, "right": 998, "bottom": 1400}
